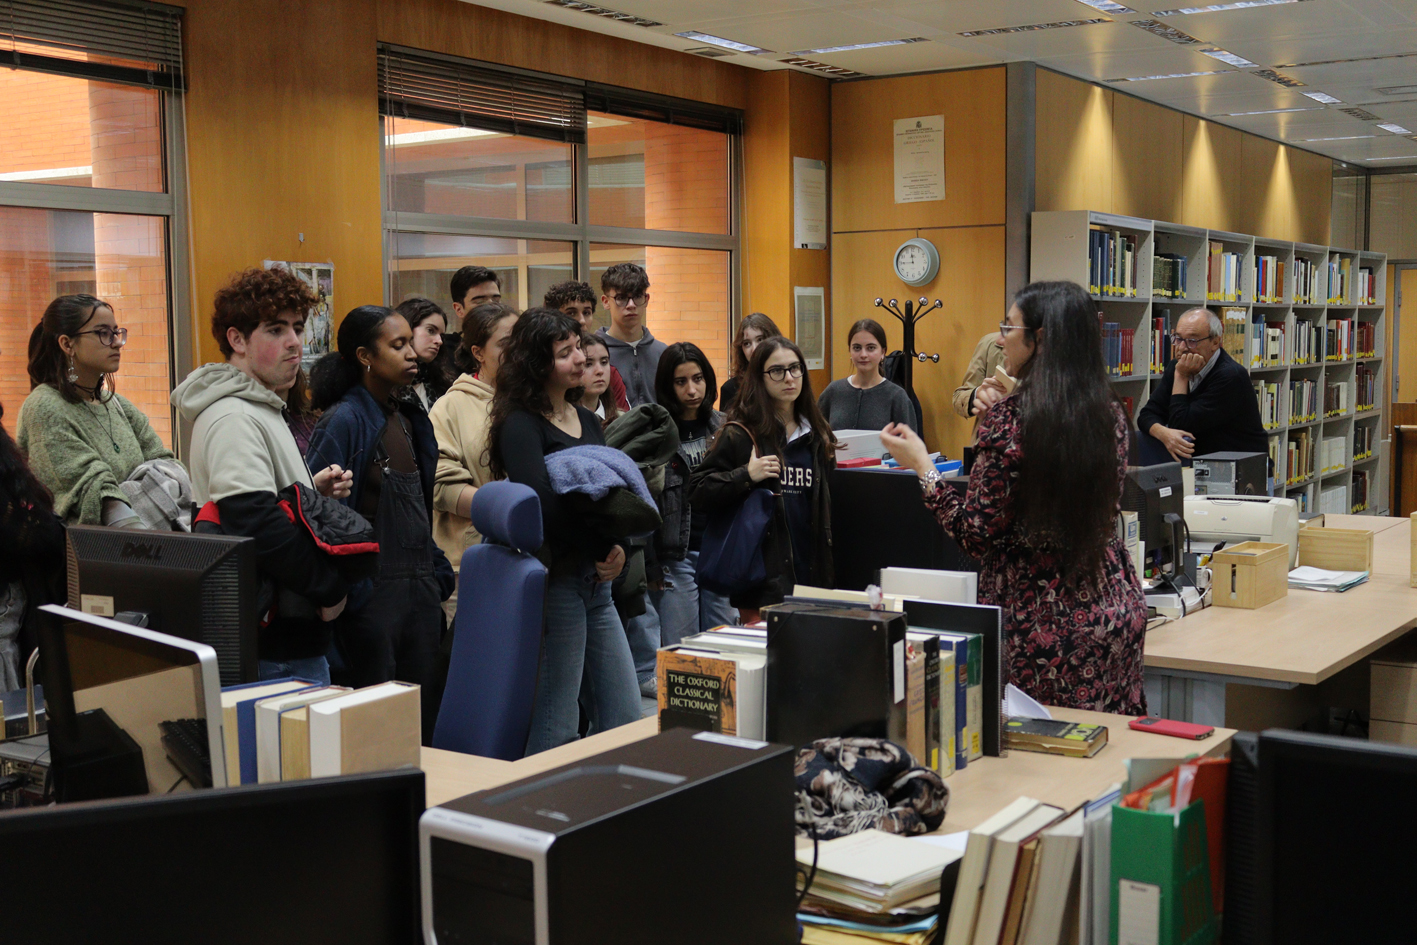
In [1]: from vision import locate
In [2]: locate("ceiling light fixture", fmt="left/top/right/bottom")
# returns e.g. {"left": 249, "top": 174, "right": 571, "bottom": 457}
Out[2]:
{"left": 958, "top": 18, "right": 1110, "bottom": 37}
{"left": 1378, "top": 122, "right": 1414, "bottom": 135}
{"left": 1224, "top": 106, "right": 1324, "bottom": 115}
{"left": 1152, "top": 0, "right": 1308, "bottom": 14}
{"left": 1300, "top": 135, "right": 1380, "bottom": 141}
{"left": 1199, "top": 47, "right": 1258, "bottom": 67}
{"left": 1249, "top": 69, "right": 1305, "bottom": 87}
{"left": 1130, "top": 19, "right": 1202, "bottom": 44}
{"left": 1109, "top": 69, "right": 1233, "bottom": 81}
{"left": 543, "top": 0, "right": 662, "bottom": 28}
{"left": 1301, "top": 90, "right": 1342, "bottom": 104}
{"left": 778, "top": 56, "right": 866, "bottom": 78}
{"left": 1073, "top": 0, "right": 1134, "bottom": 12}
{"left": 1367, "top": 156, "right": 1417, "bottom": 161}
{"left": 1276, "top": 52, "right": 1417, "bottom": 69}
{"left": 789, "top": 38, "right": 929, "bottom": 55}
{"left": 673, "top": 31, "right": 774, "bottom": 55}
{"left": 1377, "top": 84, "right": 1417, "bottom": 96}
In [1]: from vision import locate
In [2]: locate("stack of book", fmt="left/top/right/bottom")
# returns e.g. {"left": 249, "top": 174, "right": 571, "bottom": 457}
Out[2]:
{"left": 1151, "top": 252, "right": 1189, "bottom": 299}
{"left": 1319, "top": 483, "right": 1348, "bottom": 515}
{"left": 1353, "top": 469, "right": 1372, "bottom": 513}
{"left": 1089, "top": 228, "right": 1137, "bottom": 298}
{"left": 1320, "top": 435, "right": 1347, "bottom": 474}
{"left": 1287, "top": 428, "right": 1314, "bottom": 483}
{"left": 1292, "top": 319, "right": 1318, "bottom": 364}
{"left": 1206, "top": 241, "right": 1242, "bottom": 302}
{"left": 1323, "top": 379, "right": 1350, "bottom": 418}
{"left": 1253, "top": 254, "right": 1285, "bottom": 303}
{"left": 1354, "top": 424, "right": 1375, "bottom": 462}
{"left": 656, "top": 629, "right": 768, "bottom": 740}
{"left": 1326, "top": 318, "right": 1354, "bottom": 361}
{"left": 1253, "top": 379, "right": 1281, "bottom": 430}
{"left": 1358, "top": 265, "right": 1376, "bottom": 304}
{"left": 1293, "top": 256, "right": 1324, "bottom": 303}
{"left": 1149, "top": 316, "right": 1172, "bottom": 373}
{"left": 1100, "top": 321, "right": 1135, "bottom": 377}
{"left": 1357, "top": 320, "right": 1377, "bottom": 357}
{"left": 1288, "top": 377, "right": 1317, "bottom": 424}
{"left": 1356, "top": 364, "right": 1376, "bottom": 412}
{"left": 1003, "top": 717, "right": 1108, "bottom": 758}
{"left": 797, "top": 830, "right": 962, "bottom": 945}
{"left": 1221, "top": 308, "right": 1247, "bottom": 365}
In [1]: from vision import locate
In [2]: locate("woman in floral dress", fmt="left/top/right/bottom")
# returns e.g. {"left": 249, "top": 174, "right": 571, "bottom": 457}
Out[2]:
{"left": 881, "top": 280, "right": 1147, "bottom": 714}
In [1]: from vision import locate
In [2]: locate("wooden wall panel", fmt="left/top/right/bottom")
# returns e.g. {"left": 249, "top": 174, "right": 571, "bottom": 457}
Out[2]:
{"left": 180, "top": 0, "right": 385, "bottom": 366}
{"left": 1035, "top": 68, "right": 1112, "bottom": 216}
{"left": 788, "top": 70, "right": 833, "bottom": 391}
{"left": 831, "top": 226, "right": 1006, "bottom": 461}
{"left": 377, "top": 0, "right": 749, "bottom": 109}
{"left": 1110, "top": 93, "right": 1182, "bottom": 223}
{"left": 831, "top": 68, "right": 1006, "bottom": 232}
{"left": 1290, "top": 146, "right": 1334, "bottom": 247}
{"left": 1181, "top": 117, "right": 1241, "bottom": 233}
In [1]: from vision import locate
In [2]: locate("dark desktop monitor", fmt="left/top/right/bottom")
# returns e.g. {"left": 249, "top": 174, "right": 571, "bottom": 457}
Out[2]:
{"left": 66, "top": 525, "right": 260, "bottom": 685}
{"left": 1255, "top": 730, "right": 1417, "bottom": 944}
{"left": 0, "top": 767, "right": 425, "bottom": 945}
{"left": 1122, "top": 462, "right": 1184, "bottom": 573}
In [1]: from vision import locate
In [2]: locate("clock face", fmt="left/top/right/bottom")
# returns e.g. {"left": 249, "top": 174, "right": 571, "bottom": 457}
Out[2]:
{"left": 896, "top": 243, "right": 931, "bottom": 282}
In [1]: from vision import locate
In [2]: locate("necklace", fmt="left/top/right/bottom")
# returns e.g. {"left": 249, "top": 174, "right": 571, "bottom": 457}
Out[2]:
{"left": 87, "top": 394, "right": 122, "bottom": 454}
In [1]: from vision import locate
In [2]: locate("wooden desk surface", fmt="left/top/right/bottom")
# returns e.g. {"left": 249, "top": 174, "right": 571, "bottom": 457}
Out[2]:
{"left": 420, "top": 711, "right": 1235, "bottom": 832}
{"left": 1144, "top": 516, "right": 1417, "bottom": 685}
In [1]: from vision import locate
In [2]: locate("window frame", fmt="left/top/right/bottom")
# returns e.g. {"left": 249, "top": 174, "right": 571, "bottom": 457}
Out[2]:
{"left": 380, "top": 49, "right": 741, "bottom": 342}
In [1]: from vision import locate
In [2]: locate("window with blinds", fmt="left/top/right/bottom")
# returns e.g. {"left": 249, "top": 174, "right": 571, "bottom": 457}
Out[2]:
{"left": 0, "top": 0, "right": 183, "bottom": 88}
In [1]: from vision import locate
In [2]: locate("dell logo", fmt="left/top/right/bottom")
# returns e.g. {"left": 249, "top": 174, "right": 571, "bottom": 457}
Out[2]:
{"left": 120, "top": 542, "right": 162, "bottom": 562}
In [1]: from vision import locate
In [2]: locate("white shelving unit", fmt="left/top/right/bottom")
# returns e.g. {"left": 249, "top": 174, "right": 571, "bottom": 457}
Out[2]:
{"left": 1031, "top": 210, "right": 1388, "bottom": 515}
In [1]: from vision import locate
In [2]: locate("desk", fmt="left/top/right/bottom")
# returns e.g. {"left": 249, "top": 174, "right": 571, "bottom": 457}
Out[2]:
{"left": 420, "top": 710, "right": 1235, "bottom": 832}
{"left": 1144, "top": 516, "right": 1417, "bottom": 728}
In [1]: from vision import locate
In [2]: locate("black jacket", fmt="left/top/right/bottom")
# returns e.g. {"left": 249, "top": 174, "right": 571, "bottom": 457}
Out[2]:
{"left": 689, "top": 422, "right": 835, "bottom": 609}
{"left": 657, "top": 410, "right": 724, "bottom": 563}
{"left": 1136, "top": 349, "right": 1267, "bottom": 456}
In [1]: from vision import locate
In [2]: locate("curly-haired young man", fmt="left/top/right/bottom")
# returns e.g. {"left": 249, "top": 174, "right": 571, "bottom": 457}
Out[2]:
{"left": 170, "top": 267, "right": 354, "bottom": 683}
{"left": 544, "top": 280, "right": 628, "bottom": 411}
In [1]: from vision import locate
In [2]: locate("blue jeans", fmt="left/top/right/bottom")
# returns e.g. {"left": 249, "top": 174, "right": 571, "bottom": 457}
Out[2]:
{"left": 625, "top": 602, "right": 661, "bottom": 685}
{"left": 258, "top": 656, "right": 331, "bottom": 686}
{"left": 526, "top": 575, "right": 641, "bottom": 755}
{"left": 652, "top": 550, "right": 740, "bottom": 647}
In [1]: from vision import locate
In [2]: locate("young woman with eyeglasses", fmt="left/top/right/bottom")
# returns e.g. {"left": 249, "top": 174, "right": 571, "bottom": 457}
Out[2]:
{"left": 19, "top": 294, "right": 176, "bottom": 526}
{"left": 691, "top": 337, "right": 840, "bottom": 622}
{"left": 880, "top": 281, "right": 1147, "bottom": 714}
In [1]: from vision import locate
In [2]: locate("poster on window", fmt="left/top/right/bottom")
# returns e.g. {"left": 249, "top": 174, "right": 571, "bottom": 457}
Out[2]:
{"left": 794, "top": 286, "right": 826, "bottom": 370}
{"left": 263, "top": 260, "right": 334, "bottom": 367}
{"left": 893, "top": 115, "right": 945, "bottom": 204}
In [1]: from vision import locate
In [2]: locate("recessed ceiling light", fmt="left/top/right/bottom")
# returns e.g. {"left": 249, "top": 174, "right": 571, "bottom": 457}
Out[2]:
{"left": 673, "top": 31, "right": 774, "bottom": 55}
{"left": 1368, "top": 156, "right": 1417, "bottom": 161}
{"left": 1339, "top": 107, "right": 1380, "bottom": 121}
{"left": 1249, "top": 69, "right": 1305, "bottom": 88}
{"left": 1301, "top": 90, "right": 1342, "bottom": 104}
{"left": 543, "top": 0, "right": 662, "bottom": 28}
{"left": 789, "top": 38, "right": 929, "bottom": 55}
{"left": 1377, "top": 84, "right": 1417, "bottom": 96}
{"left": 1199, "top": 47, "right": 1258, "bottom": 67}
{"left": 778, "top": 57, "right": 866, "bottom": 78}
{"left": 1225, "top": 106, "right": 1324, "bottom": 115}
{"left": 1378, "top": 122, "right": 1414, "bottom": 135}
{"left": 1301, "top": 135, "right": 1380, "bottom": 141}
{"left": 958, "top": 18, "right": 1110, "bottom": 37}
{"left": 1109, "top": 70, "right": 1233, "bottom": 81}
{"left": 1153, "top": 0, "right": 1309, "bottom": 14}
{"left": 1277, "top": 53, "right": 1417, "bottom": 69}
{"left": 1073, "top": 0, "right": 1134, "bottom": 11}
{"left": 1130, "top": 19, "right": 1201, "bottom": 44}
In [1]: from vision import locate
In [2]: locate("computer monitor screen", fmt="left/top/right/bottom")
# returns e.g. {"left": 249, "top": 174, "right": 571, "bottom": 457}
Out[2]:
{"left": 0, "top": 768, "right": 424, "bottom": 945}
{"left": 66, "top": 525, "right": 260, "bottom": 684}
{"left": 1122, "top": 462, "right": 1184, "bottom": 572}
{"left": 1258, "top": 730, "right": 1417, "bottom": 942}
{"left": 38, "top": 604, "right": 227, "bottom": 793}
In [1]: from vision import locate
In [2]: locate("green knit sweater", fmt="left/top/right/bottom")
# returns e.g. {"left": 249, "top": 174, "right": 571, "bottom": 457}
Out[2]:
{"left": 17, "top": 384, "right": 175, "bottom": 525}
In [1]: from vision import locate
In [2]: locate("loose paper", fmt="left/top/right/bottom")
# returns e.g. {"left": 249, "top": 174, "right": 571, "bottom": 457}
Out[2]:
{"left": 1004, "top": 683, "right": 1052, "bottom": 720}
{"left": 793, "top": 157, "right": 827, "bottom": 250}
{"left": 893, "top": 115, "right": 945, "bottom": 204}
{"left": 794, "top": 286, "right": 826, "bottom": 370}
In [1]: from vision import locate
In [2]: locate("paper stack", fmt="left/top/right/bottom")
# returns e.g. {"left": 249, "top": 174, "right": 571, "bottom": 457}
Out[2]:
{"left": 1287, "top": 566, "right": 1369, "bottom": 592}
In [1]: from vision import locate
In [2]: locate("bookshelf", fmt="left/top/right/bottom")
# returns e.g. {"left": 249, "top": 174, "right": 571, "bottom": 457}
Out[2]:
{"left": 1031, "top": 210, "right": 1388, "bottom": 515}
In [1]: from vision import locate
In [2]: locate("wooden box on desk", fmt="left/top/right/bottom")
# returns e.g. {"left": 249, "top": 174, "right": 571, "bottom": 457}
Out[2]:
{"left": 1297, "top": 525, "right": 1373, "bottom": 572}
{"left": 1210, "top": 541, "right": 1288, "bottom": 609}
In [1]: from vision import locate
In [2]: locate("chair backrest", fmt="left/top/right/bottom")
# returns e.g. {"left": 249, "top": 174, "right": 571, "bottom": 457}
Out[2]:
{"left": 432, "top": 482, "right": 546, "bottom": 759}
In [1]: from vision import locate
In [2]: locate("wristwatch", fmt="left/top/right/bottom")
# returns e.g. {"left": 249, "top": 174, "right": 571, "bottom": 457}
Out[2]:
{"left": 918, "top": 467, "right": 944, "bottom": 495}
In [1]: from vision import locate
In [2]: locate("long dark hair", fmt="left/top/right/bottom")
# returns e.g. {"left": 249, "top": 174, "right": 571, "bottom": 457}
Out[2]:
{"left": 309, "top": 305, "right": 403, "bottom": 411}
{"left": 655, "top": 342, "right": 718, "bottom": 423}
{"left": 730, "top": 312, "right": 783, "bottom": 378}
{"left": 487, "top": 307, "right": 584, "bottom": 478}
{"left": 0, "top": 402, "right": 54, "bottom": 520}
{"left": 1011, "top": 280, "right": 1121, "bottom": 580}
{"left": 724, "top": 336, "right": 839, "bottom": 464}
{"left": 580, "top": 333, "right": 621, "bottom": 428}
{"left": 457, "top": 302, "right": 519, "bottom": 375}
{"left": 396, "top": 296, "right": 457, "bottom": 392}
{"left": 28, "top": 294, "right": 115, "bottom": 403}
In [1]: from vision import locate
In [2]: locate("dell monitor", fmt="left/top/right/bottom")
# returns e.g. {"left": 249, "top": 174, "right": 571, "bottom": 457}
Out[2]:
{"left": 1122, "top": 462, "right": 1185, "bottom": 574}
{"left": 0, "top": 768, "right": 424, "bottom": 945}
{"left": 37, "top": 603, "right": 228, "bottom": 797}
{"left": 66, "top": 525, "right": 260, "bottom": 685}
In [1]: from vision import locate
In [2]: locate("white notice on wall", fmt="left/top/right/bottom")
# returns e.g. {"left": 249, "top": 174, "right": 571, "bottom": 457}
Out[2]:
{"left": 893, "top": 115, "right": 945, "bottom": 204}
{"left": 793, "top": 157, "right": 827, "bottom": 249}
{"left": 794, "top": 286, "right": 826, "bottom": 370}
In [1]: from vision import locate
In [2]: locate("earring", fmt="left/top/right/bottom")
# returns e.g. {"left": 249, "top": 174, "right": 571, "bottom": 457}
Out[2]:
{"left": 365, "top": 363, "right": 371, "bottom": 373}
{"left": 67, "top": 355, "right": 79, "bottom": 384}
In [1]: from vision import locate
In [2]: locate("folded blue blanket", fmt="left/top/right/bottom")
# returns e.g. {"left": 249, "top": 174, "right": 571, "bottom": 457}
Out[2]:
{"left": 546, "top": 445, "right": 654, "bottom": 505}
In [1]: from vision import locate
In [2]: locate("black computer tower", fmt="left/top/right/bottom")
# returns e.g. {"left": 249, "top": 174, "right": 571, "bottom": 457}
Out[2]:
{"left": 420, "top": 728, "right": 796, "bottom": 945}
{"left": 1193, "top": 451, "right": 1267, "bottom": 496}
{"left": 830, "top": 468, "right": 977, "bottom": 590}
{"left": 765, "top": 603, "right": 908, "bottom": 748}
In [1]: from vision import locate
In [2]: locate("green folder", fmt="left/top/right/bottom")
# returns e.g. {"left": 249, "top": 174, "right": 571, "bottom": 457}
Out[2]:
{"left": 1109, "top": 801, "right": 1217, "bottom": 945}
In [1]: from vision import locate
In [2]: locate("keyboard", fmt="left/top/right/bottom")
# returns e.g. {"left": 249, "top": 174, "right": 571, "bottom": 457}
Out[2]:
{"left": 159, "top": 718, "right": 212, "bottom": 788}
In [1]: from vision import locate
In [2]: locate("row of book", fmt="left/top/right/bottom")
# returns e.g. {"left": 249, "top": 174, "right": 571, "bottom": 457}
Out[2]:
{"left": 1100, "top": 322, "right": 1137, "bottom": 377}
{"left": 1287, "top": 377, "right": 1317, "bottom": 425}
{"left": 1320, "top": 435, "right": 1347, "bottom": 474}
{"left": 1327, "top": 254, "right": 1351, "bottom": 304}
{"left": 1353, "top": 469, "right": 1372, "bottom": 513}
{"left": 1357, "top": 265, "right": 1377, "bottom": 305}
{"left": 1294, "top": 256, "right": 1326, "bottom": 304}
{"left": 1291, "top": 319, "right": 1319, "bottom": 364}
{"left": 1319, "top": 483, "right": 1347, "bottom": 515}
{"left": 1151, "top": 252, "right": 1190, "bottom": 299}
{"left": 1247, "top": 321, "right": 1286, "bottom": 368}
{"left": 220, "top": 678, "right": 421, "bottom": 786}
{"left": 1356, "top": 320, "right": 1377, "bottom": 357}
{"left": 1354, "top": 423, "right": 1375, "bottom": 462}
{"left": 1327, "top": 318, "right": 1355, "bottom": 361}
{"left": 1253, "top": 379, "right": 1281, "bottom": 430}
{"left": 1206, "top": 241, "right": 1243, "bottom": 302}
{"left": 1149, "top": 316, "right": 1173, "bottom": 373}
{"left": 1253, "top": 254, "right": 1285, "bottom": 303}
{"left": 1287, "top": 428, "right": 1314, "bottom": 483}
{"left": 1088, "top": 228, "right": 1137, "bottom": 298}
{"left": 1323, "top": 379, "right": 1350, "bottom": 417}
{"left": 1356, "top": 364, "right": 1377, "bottom": 412}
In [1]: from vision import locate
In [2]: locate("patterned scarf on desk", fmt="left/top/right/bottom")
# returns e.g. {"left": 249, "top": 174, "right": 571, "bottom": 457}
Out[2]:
{"left": 794, "top": 738, "right": 949, "bottom": 840}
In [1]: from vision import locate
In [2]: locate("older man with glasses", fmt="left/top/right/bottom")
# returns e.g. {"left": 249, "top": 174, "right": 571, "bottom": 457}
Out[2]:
{"left": 1137, "top": 306, "right": 1268, "bottom": 463}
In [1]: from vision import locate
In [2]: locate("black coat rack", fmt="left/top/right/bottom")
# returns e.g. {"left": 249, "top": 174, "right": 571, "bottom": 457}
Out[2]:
{"left": 874, "top": 296, "right": 942, "bottom": 415}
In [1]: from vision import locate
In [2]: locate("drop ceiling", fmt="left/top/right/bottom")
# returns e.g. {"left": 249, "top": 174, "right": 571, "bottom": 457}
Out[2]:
{"left": 465, "top": 0, "right": 1417, "bottom": 167}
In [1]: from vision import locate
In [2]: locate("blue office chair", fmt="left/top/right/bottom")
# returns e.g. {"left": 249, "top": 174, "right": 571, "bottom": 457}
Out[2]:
{"left": 432, "top": 481, "right": 546, "bottom": 759}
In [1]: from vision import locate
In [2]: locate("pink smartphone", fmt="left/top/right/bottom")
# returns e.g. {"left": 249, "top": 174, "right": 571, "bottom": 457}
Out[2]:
{"left": 1129, "top": 716, "right": 1215, "bottom": 740}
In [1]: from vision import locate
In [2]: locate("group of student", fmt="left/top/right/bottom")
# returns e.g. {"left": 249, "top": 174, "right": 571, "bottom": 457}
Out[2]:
{"left": 0, "top": 267, "right": 1149, "bottom": 756}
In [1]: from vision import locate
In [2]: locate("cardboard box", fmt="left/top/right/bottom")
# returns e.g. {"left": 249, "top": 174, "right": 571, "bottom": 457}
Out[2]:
{"left": 1297, "top": 526, "right": 1373, "bottom": 573}
{"left": 1211, "top": 541, "right": 1288, "bottom": 609}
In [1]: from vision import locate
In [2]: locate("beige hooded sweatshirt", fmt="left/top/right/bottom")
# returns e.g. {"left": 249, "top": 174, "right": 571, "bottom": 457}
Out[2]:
{"left": 429, "top": 372, "right": 496, "bottom": 567}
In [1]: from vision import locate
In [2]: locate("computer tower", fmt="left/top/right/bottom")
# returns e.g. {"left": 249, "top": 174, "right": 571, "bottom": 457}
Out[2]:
{"left": 1193, "top": 451, "right": 1267, "bottom": 496}
{"left": 1122, "top": 462, "right": 1184, "bottom": 570}
{"left": 420, "top": 727, "right": 796, "bottom": 945}
{"left": 765, "top": 603, "right": 908, "bottom": 747}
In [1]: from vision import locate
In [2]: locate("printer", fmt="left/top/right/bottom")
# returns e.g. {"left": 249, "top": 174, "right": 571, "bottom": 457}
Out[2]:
{"left": 1183, "top": 495, "right": 1300, "bottom": 568}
